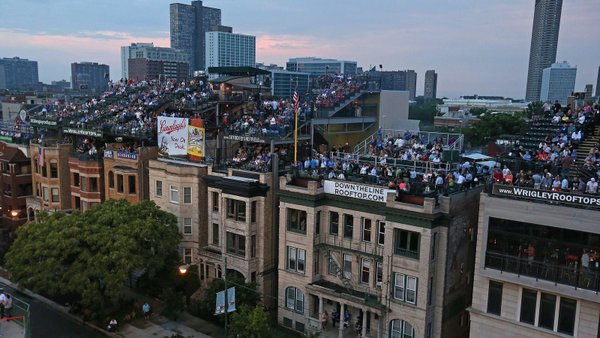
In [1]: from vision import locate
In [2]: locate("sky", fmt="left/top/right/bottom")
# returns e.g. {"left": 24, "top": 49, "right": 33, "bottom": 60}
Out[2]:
{"left": 0, "top": 0, "right": 598, "bottom": 99}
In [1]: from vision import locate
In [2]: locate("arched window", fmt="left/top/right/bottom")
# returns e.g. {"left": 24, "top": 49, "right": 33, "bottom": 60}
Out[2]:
{"left": 285, "top": 287, "right": 304, "bottom": 313}
{"left": 390, "top": 319, "right": 414, "bottom": 338}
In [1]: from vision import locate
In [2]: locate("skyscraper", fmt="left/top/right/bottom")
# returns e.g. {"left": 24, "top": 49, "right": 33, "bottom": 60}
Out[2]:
{"left": 71, "top": 62, "right": 109, "bottom": 92}
{"left": 170, "top": 1, "right": 221, "bottom": 73}
{"left": 424, "top": 70, "right": 438, "bottom": 101}
{"left": 525, "top": 0, "right": 563, "bottom": 102}
{"left": 205, "top": 26, "right": 256, "bottom": 70}
{"left": 539, "top": 61, "right": 576, "bottom": 105}
{"left": 406, "top": 70, "right": 417, "bottom": 100}
{"left": 0, "top": 57, "right": 39, "bottom": 90}
{"left": 120, "top": 42, "right": 188, "bottom": 79}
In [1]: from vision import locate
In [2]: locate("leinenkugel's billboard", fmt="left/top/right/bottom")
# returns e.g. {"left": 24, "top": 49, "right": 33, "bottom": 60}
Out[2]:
{"left": 157, "top": 117, "right": 205, "bottom": 158}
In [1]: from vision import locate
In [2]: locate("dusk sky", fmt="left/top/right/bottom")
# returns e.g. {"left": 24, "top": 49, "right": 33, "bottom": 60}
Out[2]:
{"left": 1, "top": 0, "right": 598, "bottom": 99}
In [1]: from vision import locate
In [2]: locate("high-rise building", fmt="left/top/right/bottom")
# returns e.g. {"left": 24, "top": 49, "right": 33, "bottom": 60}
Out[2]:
{"left": 0, "top": 57, "right": 39, "bottom": 90}
{"left": 71, "top": 62, "right": 109, "bottom": 93}
{"left": 170, "top": 1, "right": 221, "bottom": 73}
{"left": 406, "top": 69, "right": 417, "bottom": 100}
{"left": 120, "top": 43, "right": 188, "bottom": 79}
{"left": 595, "top": 66, "right": 600, "bottom": 98}
{"left": 286, "top": 57, "right": 357, "bottom": 76}
{"left": 525, "top": 0, "right": 563, "bottom": 102}
{"left": 585, "top": 84, "right": 593, "bottom": 100}
{"left": 424, "top": 70, "right": 438, "bottom": 101}
{"left": 205, "top": 27, "right": 256, "bottom": 70}
{"left": 539, "top": 61, "right": 576, "bottom": 105}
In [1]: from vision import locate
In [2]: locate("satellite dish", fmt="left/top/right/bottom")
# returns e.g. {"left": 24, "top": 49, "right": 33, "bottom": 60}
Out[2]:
{"left": 19, "top": 109, "right": 27, "bottom": 122}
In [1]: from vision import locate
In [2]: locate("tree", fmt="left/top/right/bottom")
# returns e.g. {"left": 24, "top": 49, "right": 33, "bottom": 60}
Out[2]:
{"left": 161, "top": 287, "right": 186, "bottom": 320}
{"left": 196, "top": 272, "right": 261, "bottom": 322}
{"left": 525, "top": 101, "right": 544, "bottom": 119}
{"left": 459, "top": 112, "right": 526, "bottom": 147}
{"left": 5, "top": 199, "right": 181, "bottom": 318}
{"left": 229, "top": 305, "right": 270, "bottom": 338}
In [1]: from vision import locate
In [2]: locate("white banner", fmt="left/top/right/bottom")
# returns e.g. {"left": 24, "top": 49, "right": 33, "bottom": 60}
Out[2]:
{"left": 157, "top": 116, "right": 188, "bottom": 156}
{"left": 324, "top": 180, "right": 394, "bottom": 203}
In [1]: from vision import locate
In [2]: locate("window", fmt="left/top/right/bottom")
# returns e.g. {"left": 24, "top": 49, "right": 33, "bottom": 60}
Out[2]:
{"left": 226, "top": 199, "right": 246, "bottom": 222}
{"left": 128, "top": 175, "right": 136, "bottom": 194}
{"left": 170, "top": 185, "right": 179, "bottom": 203}
{"left": 34, "top": 158, "right": 38, "bottom": 173}
{"left": 520, "top": 288, "right": 537, "bottom": 325}
{"left": 73, "top": 173, "right": 80, "bottom": 187}
{"left": 538, "top": 293, "right": 556, "bottom": 330}
{"left": 226, "top": 232, "right": 246, "bottom": 256}
{"left": 314, "top": 249, "right": 320, "bottom": 275}
{"left": 183, "top": 248, "right": 192, "bottom": 264}
{"left": 378, "top": 221, "right": 385, "bottom": 246}
{"left": 89, "top": 177, "right": 98, "bottom": 192}
{"left": 285, "top": 287, "right": 304, "bottom": 313}
{"left": 156, "top": 180, "right": 162, "bottom": 196}
{"left": 315, "top": 211, "right": 321, "bottom": 235}
{"left": 376, "top": 261, "right": 383, "bottom": 288}
{"left": 428, "top": 277, "right": 434, "bottom": 306}
{"left": 557, "top": 297, "right": 576, "bottom": 335}
{"left": 51, "top": 188, "right": 59, "bottom": 202}
{"left": 287, "top": 247, "right": 306, "bottom": 273}
{"left": 183, "top": 187, "right": 191, "bottom": 204}
{"left": 212, "top": 192, "right": 219, "bottom": 211}
{"left": 487, "top": 281, "right": 503, "bottom": 315}
{"left": 328, "top": 251, "right": 339, "bottom": 275}
{"left": 251, "top": 201, "right": 257, "bottom": 223}
{"left": 80, "top": 176, "right": 87, "bottom": 191}
{"left": 343, "top": 214, "right": 353, "bottom": 239}
{"left": 361, "top": 258, "right": 371, "bottom": 284}
{"left": 108, "top": 171, "right": 114, "bottom": 188}
{"left": 117, "top": 174, "right": 124, "bottom": 193}
{"left": 390, "top": 320, "right": 415, "bottom": 338}
{"left": 50, "top": 161, "right": 58, "bottom": 178}
{"left": 519, "top": 288, "right": 577, "bottom": 335}
{"left": 362, "top": 218, "right": 372, "bottom": 242}
{"left": 394, "top": 229, "right": 420, "bottom": 258}
{"left": 431, "top": 232, "right": 437, "bottom": 260}
{"left": 287, "top": 208, "right": 307, "bottom": 233}
{"left": 251, "top": 235, "right": 256, "bottom": 258}
{"left": 212, "top": 223, "right": 219, "bottom": 245}
{"left": 343, "top": 254, "right": 352, "bottom": 279}
{"left": 393, "top": 273, "right": 418, "bottom": 305}
{"left": 183, "top": 218, "right": 192, "bottom": 235}
{"left": 329, "top": 212, "right": 339, "bottom": 235}
{"left": 41, "top": 164, "right": 47, "bottom": 177}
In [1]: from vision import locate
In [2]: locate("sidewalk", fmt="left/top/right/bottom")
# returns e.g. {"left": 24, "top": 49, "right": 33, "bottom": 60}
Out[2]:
{"left": 0, "top": 271, "right": 223, "bottom": 338}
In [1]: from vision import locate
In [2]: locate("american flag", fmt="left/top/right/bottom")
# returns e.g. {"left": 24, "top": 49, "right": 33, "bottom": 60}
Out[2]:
{"left": 293, "top": 91, "right": 300, "bottom": 112}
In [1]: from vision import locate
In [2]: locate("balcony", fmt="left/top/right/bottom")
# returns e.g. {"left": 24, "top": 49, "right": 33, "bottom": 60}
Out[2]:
{"left": 485, "top": 251, "right": 600, "bottom": 292}
{"left": 314, "top": 235, "right": 383, "bottom": 259}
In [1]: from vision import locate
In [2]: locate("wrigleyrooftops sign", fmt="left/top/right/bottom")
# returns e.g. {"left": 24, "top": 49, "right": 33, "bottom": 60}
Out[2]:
{"left": 324, "top": 180, "right": 394, "bottom": 203}
{"left": 493, "top": 185, "right": 600, "bottom": 208}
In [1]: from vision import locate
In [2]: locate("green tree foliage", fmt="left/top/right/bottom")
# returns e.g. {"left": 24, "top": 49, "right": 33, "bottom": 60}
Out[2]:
{"left": 161, "top": 287, "right": 186, "bottom": 320}
{"left": 460, "top": 112, "right": 526, "bottom": 147}
{"left": 229, "top": 304, "right": 270, "bottom": 338}
{"left": 5, "top": 199, "right": 180, "bottom": 317}
{"left": 525, "top": 101, "right": 544, "bottom": 119}
{"left": 196, "top": 272, "right": 261, "bottom": 322}
{"left": 408, "top": 103, "right": 438, "bottom": 124}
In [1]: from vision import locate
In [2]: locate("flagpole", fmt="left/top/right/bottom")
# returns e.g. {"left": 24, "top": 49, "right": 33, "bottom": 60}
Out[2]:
{"left": 294, "top": 107, "right": 298, "bottom": 166}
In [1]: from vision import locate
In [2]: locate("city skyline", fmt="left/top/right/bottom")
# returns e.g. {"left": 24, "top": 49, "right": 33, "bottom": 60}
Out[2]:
{"left": 0, "top": 0, "right": 598, "bottom": 99}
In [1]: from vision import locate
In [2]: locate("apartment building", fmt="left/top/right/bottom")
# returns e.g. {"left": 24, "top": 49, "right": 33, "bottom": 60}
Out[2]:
{"left": 148, "top": 158, "right": 210, "bottom": 268}
{"left": 103, "top": 144, "right": 157, "bottom": 204}
{"left": 277, "top": 177, "right": 481, "bottom": 337}
{"left": 68, "top": 151, "right": 104, "bottom": 212}
{"left": 27, "top": 139, "right": 72, "bottom": 217}
{"left": 469, "top": 184, "right": 600, "bottom": 337}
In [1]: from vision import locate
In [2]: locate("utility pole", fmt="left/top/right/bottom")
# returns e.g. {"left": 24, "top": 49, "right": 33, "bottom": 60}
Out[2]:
{"left": 224, "top": 257, "right": 228, "bottom": 337}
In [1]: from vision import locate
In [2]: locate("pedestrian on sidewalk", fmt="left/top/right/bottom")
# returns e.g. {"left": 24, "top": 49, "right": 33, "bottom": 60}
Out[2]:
{"left": 143, "top": 302, "right": 152, "bottom": 320}
{"left": 4, "top": 294, "right": 12, "bottom": 319}
{"left": 0, "top": 288, "right": 6, "bottom": 318}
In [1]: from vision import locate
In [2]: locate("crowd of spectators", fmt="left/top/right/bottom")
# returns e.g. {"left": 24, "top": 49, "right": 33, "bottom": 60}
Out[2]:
{"left": 366, "top": 129, "right": 450, "bottom": 164}
{"left": 313, "top": 74, "right": 365, "bottom": 110}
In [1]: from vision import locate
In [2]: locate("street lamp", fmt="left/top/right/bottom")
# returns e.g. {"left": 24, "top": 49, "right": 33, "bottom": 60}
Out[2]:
{"left": 10, "top": 210, "right": 19, "bottom": 218}
{"left": 179, "top": 264, "right": 190, "bottom": 275}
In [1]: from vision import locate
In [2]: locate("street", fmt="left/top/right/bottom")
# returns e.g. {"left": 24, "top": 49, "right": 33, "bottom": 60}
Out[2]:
{"left": 0, "top": 282, "right": 108, "bottom": 338}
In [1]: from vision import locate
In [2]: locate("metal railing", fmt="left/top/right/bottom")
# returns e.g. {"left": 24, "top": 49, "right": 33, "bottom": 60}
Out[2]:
{"left": 8, "top": 294, "right": 31, "bottom": 338}
{"left": 485, "top": 251, "right": 600, "bottom": 292}
{"left": 314, "top": 235, "right": 384, "bottom": 258}
{"left": 329, "top": 152, "right": 451, "bottom": 174}
{"left": 353, "top": 129, "right": 464, "bottom": 155}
